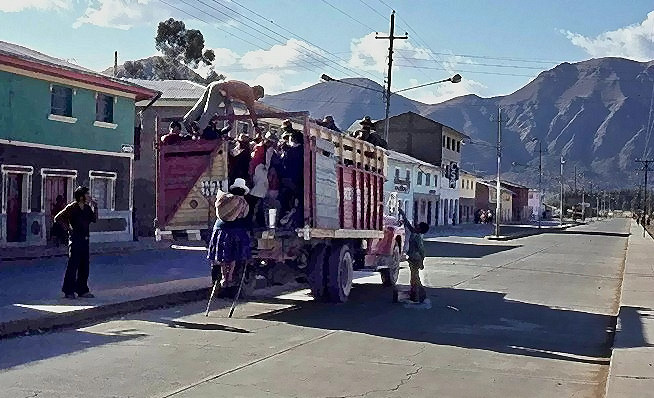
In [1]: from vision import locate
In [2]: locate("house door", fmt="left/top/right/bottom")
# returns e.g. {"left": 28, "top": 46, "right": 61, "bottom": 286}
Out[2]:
{"left": 434, "top": 201, "right": 439, "bottom": 226}
{"left": 6, "top": 173, "right": 24, "bottom": 242}
{"left": 44, "top": 176, "right": 69, "bottom": 238}
{"left": 413, "top": 200, "right": 418, "bottom": 225}
{"left": 427, "top": 201, "right": 432, "bottom": 226}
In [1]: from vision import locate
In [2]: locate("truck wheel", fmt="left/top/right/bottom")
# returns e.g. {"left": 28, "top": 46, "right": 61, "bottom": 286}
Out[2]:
{"left": 381, "top": 243, "right": 401, "bottom": 287}
{"left": 326, "top": 243, "right": 354, "bottom": 303}
{"left": 307, "top": 244, "right": 327, "bottom": 299}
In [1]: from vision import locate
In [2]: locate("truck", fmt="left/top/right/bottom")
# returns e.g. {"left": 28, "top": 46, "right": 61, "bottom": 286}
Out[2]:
{"left": 155, "top": 111, "right": 404, "bottom": 302}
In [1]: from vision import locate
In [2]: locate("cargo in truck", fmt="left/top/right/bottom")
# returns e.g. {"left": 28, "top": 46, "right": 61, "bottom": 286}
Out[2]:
{"left": 155, "top": 111, "right": 404, "bottom": 302}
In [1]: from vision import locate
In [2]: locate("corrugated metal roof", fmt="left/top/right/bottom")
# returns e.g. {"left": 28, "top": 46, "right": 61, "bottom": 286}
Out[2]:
{"left": 126, "top": 79, "right": 206, "bottom": 101}
{"left": 0, "top": 40, "right": 96, "bottom": 74}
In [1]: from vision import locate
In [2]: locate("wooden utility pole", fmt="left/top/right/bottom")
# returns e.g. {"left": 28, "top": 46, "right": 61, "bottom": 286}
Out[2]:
{"left": 635, "top": 159, "right": 653, "bottom": 236}
{"left": 114, "top": 51, "right": 118, "bottom": 77}
{"left": 376, "top": 11, "right": 407, "bottom": 142}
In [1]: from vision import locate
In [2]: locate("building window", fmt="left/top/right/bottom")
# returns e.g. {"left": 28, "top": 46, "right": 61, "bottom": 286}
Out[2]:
{"left": 96, "top": 93, "right": 114, "bottom": 123}
{"left": 89, "top": 171, "right": 117, "bottom": 211}
{"left": 434, "top": 175, "right": 438, "bottom": 186}
{"left": 417, "top": 171, "right": 423, "bottom": 185}
{"left": 51, "top": 85, "right": 73, "bottom": 117}
{"left": 457, "top": 140, "right": 461, "bottom": 152}
{"left": 426, "top": 173, "right": 431, "bottom": 186}
{"left": 446, "top": 136, "right": 451, "bottom": 150}
{"left": 442, "top": 136, "right": 446, "bottom": 147}
{"left": 395, "top": 167, "right": 400, "bottom": 181}
{"left": 405, "top": 169, "right": 410, "bottom": 181}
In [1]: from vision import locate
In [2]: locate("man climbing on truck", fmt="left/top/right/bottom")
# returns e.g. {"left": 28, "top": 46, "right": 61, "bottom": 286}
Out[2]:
{"left": 183, "top": 80, "right": 264, "bottom": 135}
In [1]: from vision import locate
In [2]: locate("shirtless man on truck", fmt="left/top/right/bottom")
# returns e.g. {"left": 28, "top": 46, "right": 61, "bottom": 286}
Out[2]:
{"left": 183, "top": 80, "right": 265, "bottom": 135}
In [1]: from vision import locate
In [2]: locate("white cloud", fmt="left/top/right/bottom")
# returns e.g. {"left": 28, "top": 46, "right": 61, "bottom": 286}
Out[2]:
{"left": 239, "top": 38, "right": 324, "bottom": 70}
{"left": 563, "top": 11, "right": 654, "bottom": 61}
{"left": 403, "top": 76, "right": 487, "bottom": 105}
{"left": 73, "top": 0, "right": 159, "bottom": 30}
{"left": 251, "top": 72, "right": 286, "bottom": 95}
{"left": 0, "top": 0, "right": 71, "bottom": 12}
{"left": 0, "top": 0, "right": 73, "bottom": 12}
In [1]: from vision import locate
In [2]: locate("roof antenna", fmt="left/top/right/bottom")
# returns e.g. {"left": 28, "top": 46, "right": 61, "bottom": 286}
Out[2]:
{"left": 114, "top": 51, "right": 118, "bottom": 77}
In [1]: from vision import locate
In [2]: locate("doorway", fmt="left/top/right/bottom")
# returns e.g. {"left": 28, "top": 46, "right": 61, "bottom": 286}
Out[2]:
{"left": 44, "top": 176, "right": 69, "bottom": 239}
{"left": 6, "top": 173, "right": 24, "bottom": 242}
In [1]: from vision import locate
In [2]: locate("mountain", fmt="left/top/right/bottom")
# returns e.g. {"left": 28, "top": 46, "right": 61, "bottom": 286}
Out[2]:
{"left": 102, "top": 56, "right": 205, "bottom": 83}
{"left": 263, "top": 57, "right": 654, "bottom": 189}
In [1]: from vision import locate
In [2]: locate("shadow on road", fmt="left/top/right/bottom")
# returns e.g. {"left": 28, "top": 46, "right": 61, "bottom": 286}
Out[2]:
{"left": 255, "top": 284, "right": 620, "bottom": 365}
{"left": 423, "top": 241, "right": 519, "bottom": 258}
{"left": 613, "top": 306, "right": 654, "bottom": 349}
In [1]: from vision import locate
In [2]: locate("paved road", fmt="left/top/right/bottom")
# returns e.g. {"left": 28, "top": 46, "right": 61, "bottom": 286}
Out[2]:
{"left": 0, "top": 219, "right": 629, "bottom": 398}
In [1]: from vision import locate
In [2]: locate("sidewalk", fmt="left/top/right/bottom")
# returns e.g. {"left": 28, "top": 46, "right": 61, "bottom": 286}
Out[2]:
{"left": 1, "top": 237, "right": 172, "bottom": 262}
{"left": 605, "top": 220, "right": 654, "bottom": 397}
{"left": 0, "top": 244, "right": 210, "bottom": 338}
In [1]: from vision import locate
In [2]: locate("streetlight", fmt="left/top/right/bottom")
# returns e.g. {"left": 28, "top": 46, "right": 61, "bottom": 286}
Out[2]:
{"left": 320, "top": 73, "right": 462, "bottom": 141}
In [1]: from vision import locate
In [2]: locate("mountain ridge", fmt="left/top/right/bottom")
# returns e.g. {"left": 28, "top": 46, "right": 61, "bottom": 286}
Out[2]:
{"left": 263, "top": 57, "right": 654, "bottom": 189}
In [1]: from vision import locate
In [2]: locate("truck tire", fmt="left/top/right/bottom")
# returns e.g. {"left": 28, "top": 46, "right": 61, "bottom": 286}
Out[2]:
{"left": 307, "top": 244, "right": 327, "bottom": 299}
{"left": 381, "top": 242, "right": 401, "bottom": 287}
{"left": 326, "top": 243, "right": 354, "bottom": 303}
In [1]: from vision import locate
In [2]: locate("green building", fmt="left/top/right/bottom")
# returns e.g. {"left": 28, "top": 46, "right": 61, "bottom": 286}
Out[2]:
{"left": 0, "top": 41, "right": 157, "bottom": 247}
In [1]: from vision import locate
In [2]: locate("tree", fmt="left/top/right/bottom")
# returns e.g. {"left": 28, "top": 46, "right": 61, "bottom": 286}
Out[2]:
{"left": 123, "top": 60, "right": 146, "bottom": 79}
{"left": 204, "top": 69, "right": 226, "bottom": 84}
{"left": 155, "top": 18, "right": 215, "bottom": 69}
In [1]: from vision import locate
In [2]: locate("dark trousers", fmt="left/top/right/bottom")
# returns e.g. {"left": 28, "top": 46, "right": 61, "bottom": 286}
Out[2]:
{"left": 62, "top": 240, "right": 90, "bottom": 295}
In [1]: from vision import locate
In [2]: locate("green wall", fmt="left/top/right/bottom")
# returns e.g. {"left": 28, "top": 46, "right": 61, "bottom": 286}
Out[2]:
{"left": 0, "top": 70, "right": 135, "bottom": 152}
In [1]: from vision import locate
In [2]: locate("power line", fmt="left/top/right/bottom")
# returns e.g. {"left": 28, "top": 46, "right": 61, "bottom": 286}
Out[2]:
{"left": 321, "top": 0, "right": 378, "bottom": 32}
{"left": 187, "top": 0, "right": 339, "bottom": 75}
{"left": 209, "top": 0, "right": 380, "bottom": 81}
{"left": 395, "top": 48, "right": 567, "bottom": 65}
{"left": 395, "top": 56, "right": 549, "bottom": 71}
{"left": 642, "top": 81, "right": 654, "bottom": 159}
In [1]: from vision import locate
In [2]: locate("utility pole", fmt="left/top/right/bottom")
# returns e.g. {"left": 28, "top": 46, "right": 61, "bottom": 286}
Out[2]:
{"left": 560, "top": 156, "right": 565, "bottom": 226}
{"left": 495, "top": 107, "right": 502, "bottom": 237}
{"left": 636, "top": 159, "right": 653, "bottom": 236}
{"left": 114, "top": 51, "right": 118, "bottom": 77}
{"left": 376, "top": 11, "right": 407, "bottom": 143}
{"left": 538, "top": 140, "right": 543, "bottom": 228}
{"left": 574, "top": 165, "right": 577, "bottom": 192}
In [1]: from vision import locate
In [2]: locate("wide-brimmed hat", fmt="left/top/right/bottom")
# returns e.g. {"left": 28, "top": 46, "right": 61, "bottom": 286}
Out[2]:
{"left": 265, "top": 131, "right": 278, "bottom": 141}
{"left": 230, "top": 178, "right": 250, "bottom": 195}
{"left": 237, "top": 133, "right": 250, "bottom": 142}
{"left": 282, "top": 119, "right": 293, "bottom": 128}
{"left": 323, "top": 115, "right": 334, "bottom": 123}
{"left": 359, "top": 116, "right": 373, "bottom": 126}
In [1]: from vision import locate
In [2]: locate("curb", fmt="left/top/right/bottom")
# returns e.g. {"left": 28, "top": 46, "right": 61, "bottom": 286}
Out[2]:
{"left": 0, "top": 287, "right": 210, "bottom": 340}
{"left": 484, "top": 224, "right": 574, "bottom": 241}
{"left": 0, "top": 242, "right": 177, "bottom": 263}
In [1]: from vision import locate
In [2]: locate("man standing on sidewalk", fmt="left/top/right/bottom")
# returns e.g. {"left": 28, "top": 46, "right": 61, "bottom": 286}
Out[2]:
{"left": 54, "top": 186, "right": 98, "bottom": 299}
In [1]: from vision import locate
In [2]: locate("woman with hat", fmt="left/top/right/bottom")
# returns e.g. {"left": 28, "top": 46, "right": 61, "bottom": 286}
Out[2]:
{"left": 207, "top": 178, "right": 252, "bottom": 298}
{"left": 228, "top": 133, "right": 252, "bottom": 185}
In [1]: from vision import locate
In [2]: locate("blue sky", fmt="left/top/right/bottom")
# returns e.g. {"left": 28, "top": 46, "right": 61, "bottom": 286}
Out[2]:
{"left": 1, "top": 0, "right": 653, "bottom": 103}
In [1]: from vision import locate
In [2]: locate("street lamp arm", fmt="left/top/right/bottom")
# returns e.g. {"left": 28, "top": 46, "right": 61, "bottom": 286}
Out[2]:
{"left": 394, "top": 74, "right": 462, "bottom": 94}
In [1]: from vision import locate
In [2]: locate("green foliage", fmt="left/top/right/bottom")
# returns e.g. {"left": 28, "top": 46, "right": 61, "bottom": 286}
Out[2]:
{"left": 154, "top": 18, "right": 216, "bottom": 78}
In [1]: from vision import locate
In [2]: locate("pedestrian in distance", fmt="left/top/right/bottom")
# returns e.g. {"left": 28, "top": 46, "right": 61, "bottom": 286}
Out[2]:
{"left": 398, "top": 208, "right": 428, "bottom": 303}
{"left": 54, "top": 186, "right": 98, "bottom": 299}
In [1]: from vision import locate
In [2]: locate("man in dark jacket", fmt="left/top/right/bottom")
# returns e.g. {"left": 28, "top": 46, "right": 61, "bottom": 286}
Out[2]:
{"left": 55, "top": 186, "right": 98, "bottom": 299}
